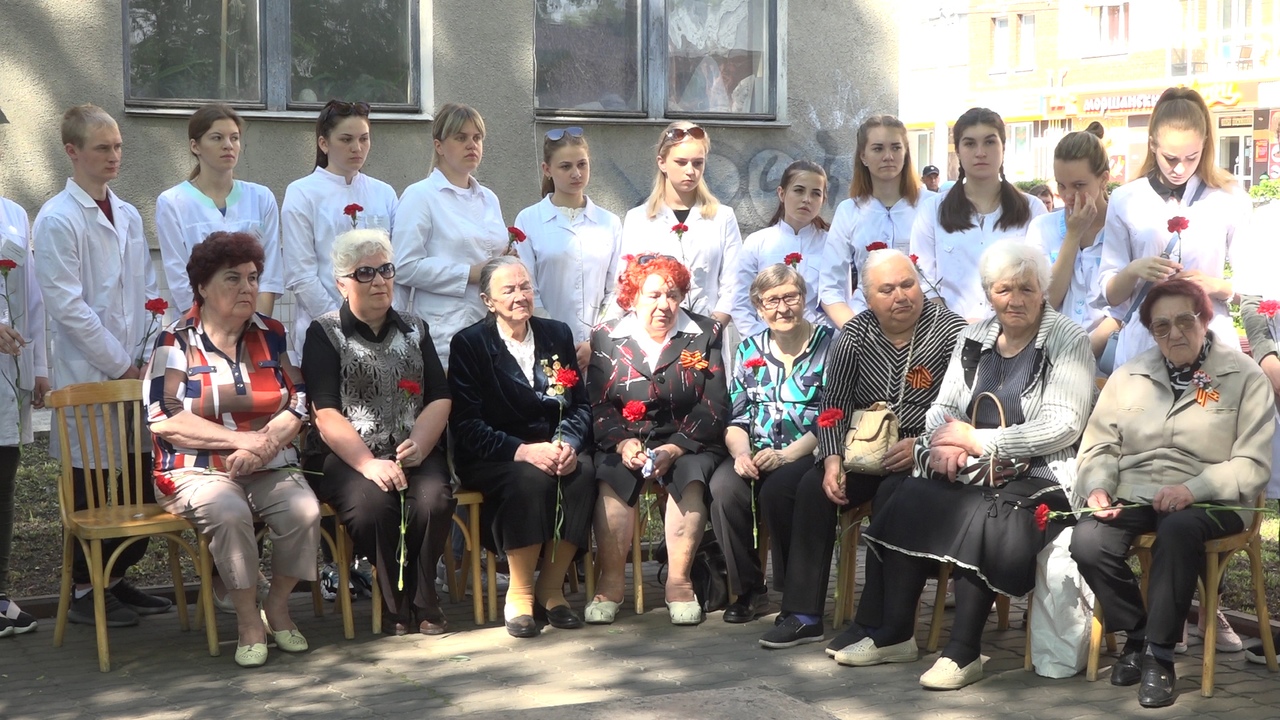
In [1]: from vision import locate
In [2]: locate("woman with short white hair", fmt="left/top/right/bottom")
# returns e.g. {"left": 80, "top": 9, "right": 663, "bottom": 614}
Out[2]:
{"left": 837, "top": 240, "right": 1095, "bottom": 691}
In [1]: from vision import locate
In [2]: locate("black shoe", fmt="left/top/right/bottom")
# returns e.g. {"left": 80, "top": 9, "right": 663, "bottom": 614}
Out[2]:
{"left": 505, "top": 614, "right": 539, "bottom": 638}
{"left": 110, "top": 579, "right": 173, "bottom": 615}
{"left": 1137, "top": 654, "right": 1177, "bottom": 708}
{"left": 760, "top": 615, "right": 824, "bottom": 649}
{"left": 535, "top": 602, "right": 584, "bottom": 630}
{"left": 1110, "top": 649, "right": 1143, "bottom": 687}
{"left": 826, "top": 622, "right": 867, "bottom": 657}
{"left": 774, "top": 611, "right": 791, "bottom": 626}
{"left": 0, "top": 597, "right": 37, "bottom": 635}
{"left": 723, "top": 586, "right": 768, "bottom": 624}
{"left": 68, "top": 590, "right": 140, "bottom": 627}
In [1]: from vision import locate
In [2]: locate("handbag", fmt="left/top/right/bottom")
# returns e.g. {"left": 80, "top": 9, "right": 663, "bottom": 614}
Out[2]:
{"left": 841, "top": 324, "right": 913, "bottom": 475}
{"left": 956, "top": 392, "right": 1028, "bottom": 488}
{"left": 655, "top": 529, "right": 729, "bottom": 613}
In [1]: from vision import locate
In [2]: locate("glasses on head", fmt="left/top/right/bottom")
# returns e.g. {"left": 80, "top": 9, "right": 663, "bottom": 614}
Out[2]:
{"left": 664, "top": 125, "right": 706, "bottom": 144}
{"left": 760, "top": 292, "right": 803, "bottom": 310}
{"left": 634, "top": 253, "right": 678, "bottom": 266}
{"left": 1150, "top": 312, "right": 1200, "bottom": 339}
{"left": 545, "top": 126, "right": 584, "bottom": 142}
{"left": 344, "top": 262, "right": 395, "bottom": 283}
{"left": 320, "top": 99, "right": 371, "bottom": 122}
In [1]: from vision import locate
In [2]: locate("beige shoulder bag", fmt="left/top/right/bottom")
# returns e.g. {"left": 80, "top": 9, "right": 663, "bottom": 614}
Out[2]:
{"left": 841, "top": 330, "right": 913, "bottom": 475}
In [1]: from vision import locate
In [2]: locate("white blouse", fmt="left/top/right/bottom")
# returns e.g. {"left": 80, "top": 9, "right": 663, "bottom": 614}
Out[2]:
{"left": 910, "top": 190, "right": 1049, "bottom": 319}
{"left": 818, "top": 194, "right": 929, "bottom": 315}
{"left": 615, "top": 202, "right": 742, "bottom": 322}
{"left": 498, "top": 323, "right": 537, "bottom": 386}
{"left": 0, "top": 197, "right": 48, "bottom": 446}
{"left": 156, "top": 179, "right": 283, "bottom": 312}
{"left": 1098, "top": 175, "right": 1249, "bottom": 366}
{"left": 733, "top": 220, "right": 831, "bottom": 337}
{"left": 393, "top": 169, "right": 508, "bottom": 370}
{"left": 1026, "top": 210, "right": 1107, "bottom": 332}
{"left": 514, "top": 195, "right": 623, "bottom": 344}
{"left": 609, "top": 309, "right": 700, "bottom": 371}
{"left": 281, "top": 167, "right": 398, "bottom": 359}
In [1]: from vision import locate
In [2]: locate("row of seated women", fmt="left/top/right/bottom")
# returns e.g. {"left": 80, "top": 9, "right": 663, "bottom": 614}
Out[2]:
{"left": 143, "top": 223, "right": 1272, "bottom": 712}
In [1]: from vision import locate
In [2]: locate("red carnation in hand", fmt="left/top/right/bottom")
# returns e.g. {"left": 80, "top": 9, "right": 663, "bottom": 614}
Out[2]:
{"left": 555, "top": 366, "right": 580, "bottom": 388}
{"left": 1167, "top": 216, "right": 1189, "bottom": 234}
{"left": 1259, "top": 299, "right": 1280, "bottom": 318}
{"left": 865, "top": 241, "right": 889, "bottom": 252}
{"left": 398, "top": 379, "right": 422, "bottom": 396}
{"left": 783, "top": 252, "right": 803, "bottom": 267}
{"left": 1034, "top": 503, "right": 1051, "bottom": 532}
{"left": 144, "top": 298, "right": 169, "bottom": 315}
{"left": 621, "top": 400, "right": 647, "bottom": 423}
{"left": 742, "top": 356, "right": 766, "bottom": 371}
{"left": 0, "top": 259, "right": 16, "bottom": 274}
{"left": 508, "top": 226, "right": 527, "bottom": 244}
{"left": 816, "top": 408, "right": 845, "bottom": 428}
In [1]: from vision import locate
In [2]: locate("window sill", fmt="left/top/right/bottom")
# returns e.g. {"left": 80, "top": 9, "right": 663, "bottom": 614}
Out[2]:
{"left": 124, "top": 107, "right": 434, "bottom": 123}
{"left": 533, "top": 115, "right": 790, "bottom": 129}
{"left": 1080, "top": 51, "right": 1128, "bottom": 60}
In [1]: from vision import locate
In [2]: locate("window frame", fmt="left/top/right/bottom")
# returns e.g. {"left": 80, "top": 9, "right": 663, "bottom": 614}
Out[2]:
{"left": 122, "top": 0, "right": 434, "bottom": 121}
{"left": 990, "top": 15, "right": 1010, "bottom": 73}
{"left": 1016, "top": 13, "right": 1035, "bottom": 71}
{"left": 534, "top": 0, "right": 787, "bottom": 124}
{"left": 1082, "top": 1, "right": 1130, "bottom": 58}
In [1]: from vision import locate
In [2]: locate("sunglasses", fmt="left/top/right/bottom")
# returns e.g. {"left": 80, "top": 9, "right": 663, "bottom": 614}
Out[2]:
{"left": 320, "top": 99, "right": 371, "bottom": 121}
{"left": 664, "top": 126, "right": 706, "bottom": 143}
{"left": 545, "top": 126, "right": 584, "bottom": 142}
{"left": 635, "top": 253, "right": 678, "bottom": 266}
{"left": 344, "top": 262, "right": 396, "bottom": 283}
{"left": 1150, "top": 312, "right": 1200, "bottom": 339}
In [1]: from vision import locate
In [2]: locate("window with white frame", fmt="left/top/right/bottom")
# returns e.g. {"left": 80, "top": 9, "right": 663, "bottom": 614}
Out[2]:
{"left": 1085, "top": 2, "right": 1129, "bottom": 56}
{"left": 1017, "top": 14, "right": 1035, "bottom": 69}
{"left": 991, "top": 16, "right": 1010, "bottom": 71}
{"left": 535, "top": 0, "right": 779, "bottom": 119}
{"left": 124, "top": 0, "right": 424, "bottom": 112}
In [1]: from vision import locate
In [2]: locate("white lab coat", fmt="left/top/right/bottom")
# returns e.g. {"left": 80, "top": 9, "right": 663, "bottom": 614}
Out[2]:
{"left": 733, "top": 220, "right": 831, "bottom": 338}
{"left": 282, "top": 167, "right": 398, "bottom": 360}
{"left": 614, "top": 202, "right": 743, "bottom": 327}
{"left": 34, "top": 180, "right": 158, "bottom": 466}
{"left": 910, "top": 190, "right": 1048, "bottom": 319}
{"left": 513, "top": 195, "right": 623, "bottom": 344}
{"left": 0, "top": 197, "right": 48, "bottom": 446}
{"left": 818, "top": 194, "right": 931, "bottom": 315}
{"left": 1025, "top": 210, "right": 1108, "bottom": 332}
{"left": 393, "top": 169, "right": 507, "bottom": 370}
{"left": 156, "top": 179, "right": 283, "bottom": 312}
{"left": 1098, "top": 175, "right": 1247, "bottom": 367}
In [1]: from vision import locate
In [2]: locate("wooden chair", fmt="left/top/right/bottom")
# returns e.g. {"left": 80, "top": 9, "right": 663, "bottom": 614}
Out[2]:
{"left": 831, "top": 502, "right": 873, "bottom": 627}
{"left": 926, "top": 562, "right": 1018, "bottom": 655}
{"left": 1085, "top": 496, "right": 1279, "bottom": 696}
{"left": 49, "top": 380, "right": 208, "bottom": 672}
{"left": 440, "top": 490, "right": 494, "bottom": 626}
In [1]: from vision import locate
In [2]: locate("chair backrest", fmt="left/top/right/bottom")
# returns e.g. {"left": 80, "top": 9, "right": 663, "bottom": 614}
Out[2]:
{"left": 46, "top": 380, "right": 148, "bottom": 519}
{"left": 1245, "top": 491, "right": 1268, "bottom": 537}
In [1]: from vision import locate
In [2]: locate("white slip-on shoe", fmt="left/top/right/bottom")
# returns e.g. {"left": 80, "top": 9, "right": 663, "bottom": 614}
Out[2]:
{"left": 584, "top": 599, "right": 620, "bottom": 624}
{"left": 666, "top": 599, "right": 704, "bottom": 625}
{"left": 919, "top": 656, "right": 983, "bottom": 690}
{"left": 834, "top": 636, "right": 919, "bottom": 667}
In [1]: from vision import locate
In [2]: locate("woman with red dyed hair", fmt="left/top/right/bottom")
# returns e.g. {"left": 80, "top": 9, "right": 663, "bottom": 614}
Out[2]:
{"left": 586, "top": 254, "right": 730, "bottom": 626}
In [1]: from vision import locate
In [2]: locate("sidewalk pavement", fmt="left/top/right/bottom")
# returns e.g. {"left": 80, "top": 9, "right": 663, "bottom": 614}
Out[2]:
{"left": 3, "top": 547, "right": 1278, "bottom": 720}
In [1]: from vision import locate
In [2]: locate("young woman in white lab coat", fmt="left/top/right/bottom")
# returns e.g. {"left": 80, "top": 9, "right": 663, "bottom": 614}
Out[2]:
{"left": 818, "top": 115, "right": 928, "bottom": 327}
{"left": 282, "top": 100, "right": 398, "bottom": 360}
{"left": 911, "top": 107, "right": 1048, "bottom": 321}
{"left": 513, "top": 127, "right": 623, "bottom": 369}
{"left": 156, "top": 104, "right": 282, "bottom": 314}
{"left": 393, "top": 103, "right": 508, "bottom": 371}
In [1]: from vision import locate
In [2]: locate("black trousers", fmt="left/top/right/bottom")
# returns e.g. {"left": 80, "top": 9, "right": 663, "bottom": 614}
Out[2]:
{"left": 72, "top": 453, "right": 155, "bottom": 584}
{"left": 307, "top": 451, "right": 455, "bottom": 621}
{"left": 1070, "top": 505, "right": 1244, "bottom": 647}
{"left": 758, "top": 463, "right": 894, "bottom": 617}
{"left": 459, "top": 453, "right": 597, "bottom": 553}
{"left": 0, "top": 446, "right": 17, "bottom": 594}
{"left": 707, "top": 457, "right": 808, "bottom": 597}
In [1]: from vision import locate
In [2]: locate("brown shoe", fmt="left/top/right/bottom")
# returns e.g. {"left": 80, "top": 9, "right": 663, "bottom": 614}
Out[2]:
{"left": 381, "top": 615, "right": 409, "bottom": 636}
{"left": 417, "top": 607, "right": 448, "bottom": 636}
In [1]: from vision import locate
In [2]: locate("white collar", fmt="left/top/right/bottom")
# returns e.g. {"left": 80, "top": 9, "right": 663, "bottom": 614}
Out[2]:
{"left": 64, "top": 178, "right": 120, "bottom": 209}
{"left": 427, "top": 168, "right": 479, "bottom": 196}
{"left": 312, "top": 166, "right": 362, "bottom": 188}
{"left": 537, "top": 194, "right": 602, "bottom": 225}
{"left": 609, "top": 308, "right": 702, "bottom": 340}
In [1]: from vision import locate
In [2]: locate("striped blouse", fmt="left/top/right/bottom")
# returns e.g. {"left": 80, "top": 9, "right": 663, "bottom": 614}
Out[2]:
{"left": 817, "top": 301, "right": 967, "bottom": 459}
{"left": 146, "top": 310, "right": 307, "bottom": 495}
{"left": 729, "top": 324, "right": 835, "bottom": 451}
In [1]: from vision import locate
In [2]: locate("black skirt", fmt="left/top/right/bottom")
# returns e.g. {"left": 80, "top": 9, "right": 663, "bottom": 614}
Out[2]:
{"left": 861, "top": 473, "right": 1072, "bottom": 597}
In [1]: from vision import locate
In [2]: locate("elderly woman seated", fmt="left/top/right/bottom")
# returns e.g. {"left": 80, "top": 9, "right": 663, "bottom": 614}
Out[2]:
{"left": 707, "top": 263, "right": 837, "bottom": 626}
{"left": 1071, "top": 278, "right": 1274, "bottom": 708}
{"left": 838, "top": 240, "right": 1095, "bottom": 690}
{"left": 448, "top": 257, "right": 596, "bottom": 638}
{"left": 587, "top": 255, "right": 730, "bottom": 626}
{"left": 301, "top": 229, "right": 455, "bottom": 636}
{"left": 146, "top": 231, "right": 320, "bottom": 668}
{"left": 759, "top": 249, "right": 966, "bottom": 650}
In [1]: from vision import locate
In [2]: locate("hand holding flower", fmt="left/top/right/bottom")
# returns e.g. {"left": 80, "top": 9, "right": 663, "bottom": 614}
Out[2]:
{"left": 1152, "top": 484, "right": 1196, "bottom": 514}
{"left": 733, "top": 452, "right": 760, "bottom": 480}
{"left": 1085, "top": 488, "right": 1120, "bottom": 521}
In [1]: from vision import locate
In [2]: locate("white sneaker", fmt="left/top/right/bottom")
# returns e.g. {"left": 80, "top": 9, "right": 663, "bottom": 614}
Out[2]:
{"left": 833, "top": 636, "right": 919, "bottom": 667}
{"left": 919, "top": 656, "right": 983, "bottom": 690}
{"left": 1189, "top": 609, "right": 1244, "bottom": 652}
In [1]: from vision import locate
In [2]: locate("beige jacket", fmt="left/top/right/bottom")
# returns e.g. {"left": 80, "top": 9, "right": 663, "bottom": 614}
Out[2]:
{"left": 1076, "top": 340, "right": 1275, "bottom": 523}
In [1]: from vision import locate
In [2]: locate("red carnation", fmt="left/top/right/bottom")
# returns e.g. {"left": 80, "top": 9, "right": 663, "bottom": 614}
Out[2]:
{"left": 783, "top": 252, "right": 803, "bottom": 267}
{"left": 1259, "top": 299, "right": 1280, "bottom": 319}
{"left": 555, "top": 366, "right": 579, "bottom": 388}
{"left": 1034, "top": 503, "right": 1050, "bottom": 532}
{"left": 343, "top": 203, "right": 363, "bottom": 218}
{"left": 1167, "top": 216, "right": 1189, "bottom": 234}
{"left": 672, "top": 223, "right": 689, "bottom": 239}
{"left": 144, "top": 297, "right": 169, "bottom": 315}
{"left": 866, "top": 241, "right": 889, "bottom": 252}
{"left": 0, "top": 259, "right": 16, "bottom": 273}
{"left": 909, "top": 254, "right": 920, "bottom": 264}
{"left": 508, "top": 226, "right": 527, "bottom": 244}
{"left": 621, "top": 400, "right": 647, "bottom": 423}
{"left": 398, "top": 379, "right": 422, "bottom": 396}
{"left": 742, "top": 356, "right": 766, "bottom": 371}
{"left": 816, "top": 408, "right": 845, "bottom": 428}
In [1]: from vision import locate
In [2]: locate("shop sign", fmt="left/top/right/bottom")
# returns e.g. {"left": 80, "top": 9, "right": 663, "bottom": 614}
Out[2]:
{"left": 1082, "top": 92, "right": 1161, "bottom": 115}
{"left": 1220, "top": 115, "right": 1253, "bottom": 128}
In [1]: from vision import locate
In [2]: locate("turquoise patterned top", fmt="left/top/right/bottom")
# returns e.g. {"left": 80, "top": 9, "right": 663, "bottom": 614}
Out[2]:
{"left": 729, "top": 324, "right": 835, "bottom": 451}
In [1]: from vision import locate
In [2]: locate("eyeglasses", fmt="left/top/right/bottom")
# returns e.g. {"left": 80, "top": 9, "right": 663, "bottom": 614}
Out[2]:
{"left": 664, "top": 126, "right": 706, "bottom": 143}
{"left": 760, "top": 292, "right": 803, "bottom": 310}
{"left": 1150, "top": 312, "right": 1200, "bottom": 339}
{"left": 343, "top": 262, "right": 396, "bottom": 283}
{"left": 319, "top": 99, "right": 371, "bottom": 122}
{"left": 545, "top": 126, "right": 584, "bottom": 142}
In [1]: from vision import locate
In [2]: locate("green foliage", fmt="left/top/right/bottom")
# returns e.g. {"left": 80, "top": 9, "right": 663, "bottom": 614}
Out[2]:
{"left": 1013, "top": 179, "right": 1050, "bottom": 192}
{"left": 289, "top": 0, "right": 414, "bottom": 105}
{"left": 1249, "top": 178, "right": 1280, "bottom": 203}
{"left": 1107, "top": 181, "right": 1121, "bottom": 193}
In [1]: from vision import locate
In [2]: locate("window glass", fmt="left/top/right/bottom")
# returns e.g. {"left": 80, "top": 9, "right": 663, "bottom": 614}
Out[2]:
{"left": 290, "top": 0, "right": 417, "bottom": 106}
{"left": 535, "top": 0, "right": 642, "bottom": 113}
{"left": 666, "top": 0, "right": 770, "bottom": 115}
{"left": 126, "top": 0, "right": 262, "bottom": 103}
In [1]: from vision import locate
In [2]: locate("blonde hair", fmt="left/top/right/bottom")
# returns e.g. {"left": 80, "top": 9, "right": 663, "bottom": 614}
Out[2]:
{"left": 431, "top": 103, "right": 486, "bottom": 171}
{"left": 644, "top": 121, "right": 720, "bottom": 220}
{"left": 1140, "top": 87, "right": 1233, "bottom": 189}
{"left": 61, "top": 104, "right": 117, "bottom": 148}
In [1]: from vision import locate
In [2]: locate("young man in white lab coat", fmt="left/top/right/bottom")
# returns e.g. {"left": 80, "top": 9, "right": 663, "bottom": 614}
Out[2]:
{"left": 33, "top": 105, "right": 171, "bottom": 627}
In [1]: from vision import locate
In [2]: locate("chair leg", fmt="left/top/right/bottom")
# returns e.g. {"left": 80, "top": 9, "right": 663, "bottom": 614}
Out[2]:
{"left": 198, "top": 535, "right": 220, "bottom": 657}
{"left": 996, "top": 594, "right": 1010, "bottom": 631}
{"left": 165, "top": 537, "right": 190, "bottom": 631}
{"left": 927, "top": 563, "right": 951, "bottom": 653}
{"left": 833, "top": 518, "right": 854, "bottom": 627}
{"left": 370, "top": 566, "right": 382, "bottom": 635}
{"left": 331, "top": 525, "right": 355, "bottom": 639}
{"left": 1023, "top": 592, "right": 1033, "bottom": 671}
{"left": 584, "top": 527, "right": 597, "bottom": 601}
{"left": 1086, "top": 598, "right": 1104, "bottom": 682}
{"left": 486, "top": 549, "right": 498, "bottom": 623}
{"left": 89, "top": 539, "right": 111, "bottom": 673}
{"left": 469, "top": 509, "right": 485, "bottom": 625}
{"left": 1248, "top": 542, "right": 1280, "bottom": 672}
{"left": 53, "top": 530, "right": 74, "bottom": 648}
{"left": 633, "top": 502, "right": 645, "bottom": 615}
{"left": 311, "top": 576, "right": 325, "bottom": 618}
{"left": 443, "top": 532, "right": 461, "bottom": 604}
{"left": 844, "top": 525, "right": 862, "bottom": 623}
{"left": 1201, "top": 553, "right": 1222, "bottom": 698}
